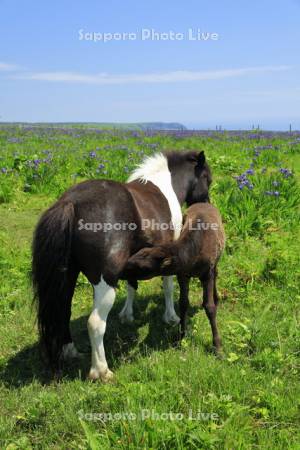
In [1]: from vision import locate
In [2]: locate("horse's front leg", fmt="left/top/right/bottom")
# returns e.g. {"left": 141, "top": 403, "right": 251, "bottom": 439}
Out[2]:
{"left": 162, "top": 276, "right": 180, "bottom": 325}
{"left": 119, "top": 282, "right": 135, "bottom": 323}
{"left": 88, "top": 277, "right": 115, "bottom": 382}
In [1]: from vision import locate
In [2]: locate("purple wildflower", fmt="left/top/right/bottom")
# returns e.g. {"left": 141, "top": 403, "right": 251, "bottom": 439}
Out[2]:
{"left": 279, "top": 168, "right": 292, "bottom": 178}
{"left": 7, "top": 137, "right": 22, "bottom": 143}
{"left": 264, "top": 190, "right": 280, "bottom": 197}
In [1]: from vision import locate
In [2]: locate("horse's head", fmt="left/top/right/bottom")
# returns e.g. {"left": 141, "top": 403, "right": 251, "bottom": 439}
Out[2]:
{"left": 185, "top": 151, "right": 212, "bottom": 205}
{"left": 166, "top": 151, "right": 212, "bottom": 206}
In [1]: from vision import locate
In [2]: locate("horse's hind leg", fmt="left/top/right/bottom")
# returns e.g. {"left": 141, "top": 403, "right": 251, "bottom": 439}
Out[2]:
{"left": 119, "top": 282, "right": 135, "bottom": 323}
{"left": 177, "top": 275, "right": 190, "bottom": 339}
{"left": 61, "top": 266, "right": 82, "bottom": 360}
{"left": 88, "top": 277, "right": 116, "bottom": 382}
{"left": 202, "top": 269, "right": 222, "bottom": 353}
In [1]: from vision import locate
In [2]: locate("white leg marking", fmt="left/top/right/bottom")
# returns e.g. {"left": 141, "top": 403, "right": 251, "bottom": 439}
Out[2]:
{"left": 163, "top": 276, "right": 180, "bottom": 325}
{"left": 88, "top": 277, "right": 115, "bottom": 382}
{"left": 62, "top": 342, "right": 82, "bottom": 360}
{"left": 119, "top": 283, "right": 135, "bottom": 323}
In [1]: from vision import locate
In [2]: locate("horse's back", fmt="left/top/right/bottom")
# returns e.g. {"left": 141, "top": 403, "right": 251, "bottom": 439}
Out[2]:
{"left": 60, "top": 179, "right": 140, "bottom": 285}
{"left": 57, "top": 178, "right": 176, "bottom": 285}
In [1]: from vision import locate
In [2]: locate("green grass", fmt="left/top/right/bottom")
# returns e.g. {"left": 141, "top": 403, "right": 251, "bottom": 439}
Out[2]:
{"left": 0, "top": 126, "right": 299, "bottom": 449}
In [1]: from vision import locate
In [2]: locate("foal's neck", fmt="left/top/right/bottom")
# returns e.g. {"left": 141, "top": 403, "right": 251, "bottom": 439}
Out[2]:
{"left": 173, "top": 227, "right": 201, "bottom": 269}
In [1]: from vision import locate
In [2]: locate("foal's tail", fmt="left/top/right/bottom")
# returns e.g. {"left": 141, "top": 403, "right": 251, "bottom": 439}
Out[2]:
{"left": 32, "top": 200, "right": 76, "bottom": 370}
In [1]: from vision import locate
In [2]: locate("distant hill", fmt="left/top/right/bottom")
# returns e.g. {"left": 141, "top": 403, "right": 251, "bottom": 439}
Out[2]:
{"left": 83, "top": 122, "right": 187, "bottom": 131}
{"left": 136, "top": 122, "right": 187, "bottom": 131}
{"left": 0, "top": 122, "right": 187, "bottom": 131}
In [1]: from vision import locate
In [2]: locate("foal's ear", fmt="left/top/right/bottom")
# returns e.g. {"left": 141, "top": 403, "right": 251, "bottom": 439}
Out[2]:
{"left": 197, "top": 151, "right": 206, "bottom": 168}
{"left": 161, "top": 257, "right": 173, "bottom": 269}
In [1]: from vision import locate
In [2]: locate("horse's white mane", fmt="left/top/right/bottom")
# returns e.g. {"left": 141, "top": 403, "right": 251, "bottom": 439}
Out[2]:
{"left": 127, "top": 153, "right": 169, "bottom": 184}
{"left": 127, "top": 153, "right": 182, "bottom": 240}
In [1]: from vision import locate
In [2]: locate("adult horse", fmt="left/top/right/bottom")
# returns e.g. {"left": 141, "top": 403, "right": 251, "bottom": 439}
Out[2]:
{"left": 32, "top": 151, "right": 211, "bottom": 381}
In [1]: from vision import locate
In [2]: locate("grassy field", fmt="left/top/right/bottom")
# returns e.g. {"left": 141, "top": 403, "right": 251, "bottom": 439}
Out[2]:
{"left": 0, "top": 125, "right": 299, "bottom": 449}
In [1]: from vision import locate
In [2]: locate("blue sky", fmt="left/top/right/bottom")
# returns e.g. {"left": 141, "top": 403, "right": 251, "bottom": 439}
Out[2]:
{"left": 0, "top": 0, "right": 300, "bottom": 129}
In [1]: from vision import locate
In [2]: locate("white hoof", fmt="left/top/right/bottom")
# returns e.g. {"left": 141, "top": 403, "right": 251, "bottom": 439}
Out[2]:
{"left": 88, "top": 367, "right": 114, "bottom": 382}
{"left": 62, "top": 342, "right": 83, "bottom": 360}
{"left": 163, "top": 311, "right": 180, "bottom": 326}
{"left": 101, "top": 369, "right": 114, "bottom": 382}
{"left": 119, "top": 309, "right": 134, "bottom": 324}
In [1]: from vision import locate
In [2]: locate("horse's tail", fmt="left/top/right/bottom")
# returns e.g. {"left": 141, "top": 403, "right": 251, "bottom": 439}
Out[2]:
{"left": 32, "top": 199, "right": 77, "bottom": 370}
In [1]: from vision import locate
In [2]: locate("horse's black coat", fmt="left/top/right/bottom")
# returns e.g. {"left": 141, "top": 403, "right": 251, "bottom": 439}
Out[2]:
{"left": 32, "top": 151, "right": 211, "bottom": 369}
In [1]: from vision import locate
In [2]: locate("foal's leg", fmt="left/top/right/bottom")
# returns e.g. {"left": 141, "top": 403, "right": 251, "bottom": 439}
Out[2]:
{"left": 213, "top": 268, "right": 220, "bottom": 306}
{"left": 119, "top": 282, "right": 135, "bottom": 323}
{"left": 88, "top": 277, "right": 115, "bottom": 381}
{"left": 162, "top": 276, "right": 180, "bottom": 325}
{"left": 177, "top": 275, "right": 190, "bottom": 339}
{"left": 202, "top": 270, "right": 222, "bottom": 352}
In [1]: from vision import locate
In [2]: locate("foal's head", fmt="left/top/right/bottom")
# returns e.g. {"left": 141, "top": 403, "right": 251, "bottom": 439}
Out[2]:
{"left": 125, "top": 245, "right": 177, "bottom": 279}
{"left": 166, "top": 151, "right": 212, "bottom": 206}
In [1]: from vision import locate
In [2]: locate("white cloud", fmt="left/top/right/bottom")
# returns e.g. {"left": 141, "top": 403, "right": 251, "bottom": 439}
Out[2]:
{"left": 0, "top": 62, "right": 20, "bottom": 71}
{"left": 12, "top": 65, "right": 292, "bottom": 84}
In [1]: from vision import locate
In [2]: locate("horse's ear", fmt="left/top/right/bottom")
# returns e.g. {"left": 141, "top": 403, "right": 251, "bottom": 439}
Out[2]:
{"left": 197, "top": 151, "right": 205, "bottom": 168}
